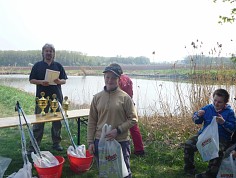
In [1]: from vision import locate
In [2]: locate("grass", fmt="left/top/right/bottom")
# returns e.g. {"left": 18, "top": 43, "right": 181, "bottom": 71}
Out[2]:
{"left": 0, "top": 85, "right": 35, "bottom": 117}
{"left": 0, "top": 85, "right": 208, "bottom": 178}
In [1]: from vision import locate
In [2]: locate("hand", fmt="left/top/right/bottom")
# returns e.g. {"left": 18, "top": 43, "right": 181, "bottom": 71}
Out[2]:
{"left": 41, "top": 80, "right": 49, "bottom": 86}
{"left": 54, "top": 78, "right": 61, "bottom": 84}
{"left": 216, "top": 114, "right": 225, "bottom": 125}
{"left": 232, "top": 150, "right": 236, "bottom": 159}
{"left": 105, "top": 129, "right": 118, "bottom": 140}
{"left": 88, "top": 143, "right": 94, "bottom": 155}
{"left": 197, "top": 110, "right": 205, "bottom": 117}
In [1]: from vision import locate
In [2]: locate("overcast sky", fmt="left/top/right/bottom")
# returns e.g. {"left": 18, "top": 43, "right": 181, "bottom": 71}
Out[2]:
{"left": 0, "top": 0, "right": 236, "bottom": 62}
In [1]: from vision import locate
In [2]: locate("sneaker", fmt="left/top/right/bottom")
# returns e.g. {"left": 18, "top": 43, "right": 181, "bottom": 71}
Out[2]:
{"left": 27, "top": 147, "right": 35, "bottom": 156}
{"left": 184, "top": 168, "right": 195, "bottom": 176}
{"left": 195, "top": 172, "right": 212, "bottom": 178}
{"left": 134, "top": 150, "right": 145, "bottom": 156}
{"left": 52, "top": 144, "right": 63, "bottom": 151}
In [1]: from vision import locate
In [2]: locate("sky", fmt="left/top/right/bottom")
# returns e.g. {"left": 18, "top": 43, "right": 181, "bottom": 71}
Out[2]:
{"left": 0, "top": 0, "right": 236, "bottom": 62}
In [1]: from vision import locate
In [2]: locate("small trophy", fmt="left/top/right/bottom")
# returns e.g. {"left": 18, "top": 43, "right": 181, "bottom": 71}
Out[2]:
{"left": 36, "top": 92, "right": 49, "bottom": 116}
{"left": 62, "top": 96, "right": 70, "bottom": 117}
{"left": 50, "top": 94, "right": 58, "bottom": 116}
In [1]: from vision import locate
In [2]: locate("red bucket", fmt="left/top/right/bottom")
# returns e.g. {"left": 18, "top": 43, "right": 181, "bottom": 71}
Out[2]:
{"left": 67, "top": 150, "right": 93, "bottom": 174}
{"left": 34, "top": 156, "right": 65, "bottom": 178}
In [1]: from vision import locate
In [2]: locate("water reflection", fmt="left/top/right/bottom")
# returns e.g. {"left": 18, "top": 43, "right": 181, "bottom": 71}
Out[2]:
{"left": 1, "top": 75, "right": 236, "bottom": 116}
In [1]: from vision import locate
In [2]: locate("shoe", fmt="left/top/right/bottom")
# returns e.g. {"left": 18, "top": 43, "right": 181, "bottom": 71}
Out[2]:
{"left": 195, "top": 172, "right": 212, "bottom": 178}
{"left": 27, "top": 147, "right": 35, "bottom": 156}
{"left": 184, "top": 168, "right": 195, "bottom": 176}
{"left": 134, "top": 150, "right": 145, "bottom": 156}
{"left": 52, "top": 144, "right": 63, "bottom": 151}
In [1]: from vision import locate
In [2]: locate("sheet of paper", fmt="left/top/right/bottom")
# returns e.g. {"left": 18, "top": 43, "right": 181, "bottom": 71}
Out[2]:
{"left": 44, "top": 69, "right": 60, "bottom": 85}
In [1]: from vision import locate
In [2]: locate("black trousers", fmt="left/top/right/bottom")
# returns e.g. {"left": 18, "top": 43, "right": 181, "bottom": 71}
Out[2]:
{"left": 30, "top": 105, "right": 62, "bottom": 147}
{"left": 184, "top": 134, "right": 230, "bottom": 177}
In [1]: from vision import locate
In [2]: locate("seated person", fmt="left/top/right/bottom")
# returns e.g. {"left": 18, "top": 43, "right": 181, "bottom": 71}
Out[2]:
{"left": 183, "top": 89, "right": 236, "bottom": 178}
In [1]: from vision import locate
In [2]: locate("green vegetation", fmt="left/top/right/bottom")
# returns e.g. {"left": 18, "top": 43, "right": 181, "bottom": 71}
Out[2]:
{"left": 0, "top": 50, "right": 150, "bottom": 67}
{"left": 0, "top": 85, "right": 35, "bottom": 117}
{"left": 0, "top": 85, "right": 208, "bottom": 178}
{"left": 213, "top": 0, "right": 236, "bottom": 24}
{"left": 0, "top": 45, "right": 236, "bottom": 67}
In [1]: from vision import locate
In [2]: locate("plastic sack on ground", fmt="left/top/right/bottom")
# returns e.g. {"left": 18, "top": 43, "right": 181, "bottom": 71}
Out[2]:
{"left": 31, "top": 151, "right": 59, "bottom": 168}
{"left": 196, "top": 116, "right": 219, "bottom": 161}
{"left": 7, "top": 162, "right": 37, "bottom": 178}
{"left": 67, "top": 145, "right": 86, "bottom": 158}
{"left": 0, "top": 156, "right": 11, "bottom": 178}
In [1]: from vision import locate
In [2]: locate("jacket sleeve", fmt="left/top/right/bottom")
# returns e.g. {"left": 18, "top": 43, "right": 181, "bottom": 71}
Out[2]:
{"left": 87, "top": 97, "right": 98, "bottom": 143}
{"left": 192, "top": 109, "right": 207, "bottom": 125}
{"left": 192, "top": 105, "right": 209, "bottom": 124}
{"left": 118, "top": 97, "right": 138, "bottom": 133}
{"left": 221, "top": 110, "right": 236, "bottom": 134}
{"left": 192, "top": 111, "right": 204, "bottom": 124}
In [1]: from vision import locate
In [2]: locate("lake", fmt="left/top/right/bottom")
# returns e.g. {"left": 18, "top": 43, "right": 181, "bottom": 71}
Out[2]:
{"left": 1, "top": 75, "right": 236, "bottom": 116}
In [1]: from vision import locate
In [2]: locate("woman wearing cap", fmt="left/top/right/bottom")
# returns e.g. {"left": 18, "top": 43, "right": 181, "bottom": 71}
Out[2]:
{"left": 87, "top": 65, "right": 138, "bottom": 178}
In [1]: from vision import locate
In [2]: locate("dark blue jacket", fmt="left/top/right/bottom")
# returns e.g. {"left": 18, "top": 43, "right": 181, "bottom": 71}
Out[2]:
{"left": 193, "top": 104, "right": 236, "bottom": 141}
{"left": 29, "top": 60, "right": 68, "bottom": 103}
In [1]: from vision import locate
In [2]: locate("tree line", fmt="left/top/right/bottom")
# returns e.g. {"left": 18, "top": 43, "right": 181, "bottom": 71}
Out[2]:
{"left": 0, "top": 50, "right": 235, "bottom": 67}
{"left": 0, "top": 50, "right": 151, "bottom": 66}
{"left": 180, "top": 55, "right": 235, "bottom": 67}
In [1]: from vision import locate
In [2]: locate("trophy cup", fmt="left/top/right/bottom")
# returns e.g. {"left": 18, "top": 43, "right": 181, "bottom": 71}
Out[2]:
{"left": 62, "top": 96, "right": 70, "bottom": 117}
{"left": 50, "top": 94, "right": 58, "bottom": 116}
{"left": 36, "top": 92, "right": 49, "bottom": 116}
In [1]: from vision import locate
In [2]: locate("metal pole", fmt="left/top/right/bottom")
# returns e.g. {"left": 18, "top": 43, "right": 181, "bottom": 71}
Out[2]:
{"left": 77, "top": 117, "right": 81, "bottom": 145}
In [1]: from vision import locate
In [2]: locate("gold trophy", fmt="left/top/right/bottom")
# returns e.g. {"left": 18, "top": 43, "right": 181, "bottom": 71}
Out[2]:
{"left": 62, "top": 96, "right": 70, "bottom": 117}
{"left": 50, "top": 94, "right": 58, "bottom": 116}
{"left": 36, "top": 92, "right": 49, "bottom": 116}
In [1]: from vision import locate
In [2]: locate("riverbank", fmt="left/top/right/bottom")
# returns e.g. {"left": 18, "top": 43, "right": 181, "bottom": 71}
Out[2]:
{"left": 1, "top": 65, "right": 236, "bottom": 82}
{"left": 0, "top": 65, "right": 190, "bottom": 81}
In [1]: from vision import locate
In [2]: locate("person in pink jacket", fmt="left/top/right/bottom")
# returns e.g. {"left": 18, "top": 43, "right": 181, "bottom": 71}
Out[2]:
{"left": 109, "top": 63, "right": 145, "bottom": 156}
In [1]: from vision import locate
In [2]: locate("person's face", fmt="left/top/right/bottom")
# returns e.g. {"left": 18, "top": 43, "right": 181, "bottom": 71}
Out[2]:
{"left": 213, "top": 95, "right": 226, "bottom": 111}
{"left": 104, "top": 72, "right": 119, "bottom": 91}
{"left": 42, "top": 47, "right": 55, "bottom": 61}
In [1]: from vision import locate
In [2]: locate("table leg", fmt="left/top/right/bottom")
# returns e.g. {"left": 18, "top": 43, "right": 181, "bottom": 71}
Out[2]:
{"left": 77, "top": 116, "right": 81, "bottom": 145}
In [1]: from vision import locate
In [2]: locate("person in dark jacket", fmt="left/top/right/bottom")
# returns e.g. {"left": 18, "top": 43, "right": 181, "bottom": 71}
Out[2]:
{"left": 183, "top": 89, "right": 236, "bottom": 178}
{"left": 28, "top": 43, "right": 68, "bottom": 154}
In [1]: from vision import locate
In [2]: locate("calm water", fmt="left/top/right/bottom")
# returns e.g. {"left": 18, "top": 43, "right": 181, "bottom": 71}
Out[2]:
{"left": 1, "top": 75, "right": 236, "bottom": 116}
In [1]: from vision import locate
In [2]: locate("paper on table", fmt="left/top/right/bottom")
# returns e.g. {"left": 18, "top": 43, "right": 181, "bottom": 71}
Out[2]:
{"left": 44, "top": 69, "right": 60, "bottom": 85}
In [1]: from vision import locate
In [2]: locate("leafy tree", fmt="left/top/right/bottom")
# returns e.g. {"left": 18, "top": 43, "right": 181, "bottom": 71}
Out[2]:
{"left": 213, "top": 0, "right": 236, "bottom": 23}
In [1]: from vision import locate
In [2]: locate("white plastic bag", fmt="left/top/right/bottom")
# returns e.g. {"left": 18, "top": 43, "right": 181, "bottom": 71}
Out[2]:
{"left": 0, "top": 156, "right": 11, "bottom": 178}
{"left": 196, "top": 116, "right": 219, "bottom": 161}
{"left": 31, "top": 151, "right": 59, "bottom": 168}
{"left": 67, "top": 145, "right": 86, "bottom": 158}
{"left": 7, "top": 163, "right": 37, "bottom": 178}
{"left": 98, "top": 124, "right": 129, "bottom": 178}
{"left": 217, "top": 153, "right": 236, "bottom": 178}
